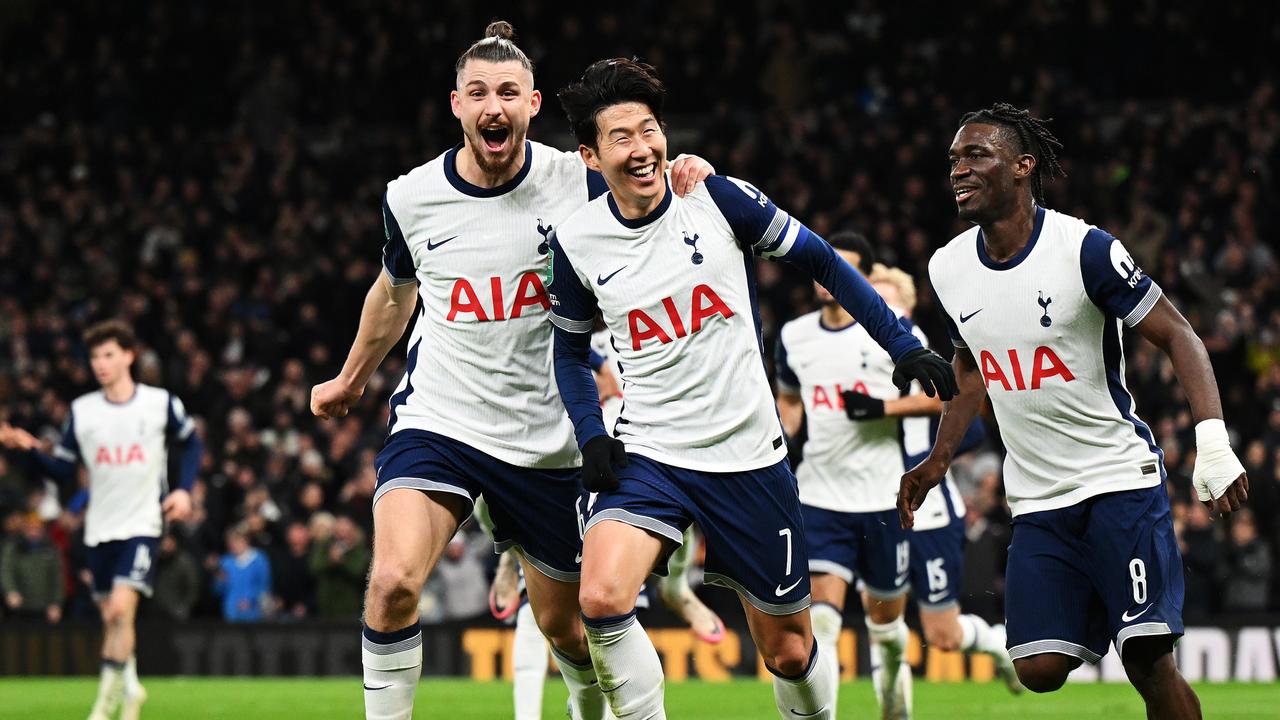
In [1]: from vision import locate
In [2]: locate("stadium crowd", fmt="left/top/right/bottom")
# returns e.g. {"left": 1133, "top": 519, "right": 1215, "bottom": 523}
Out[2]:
{"left": 0, "top": 1, "right": 1277, "bottom": 626}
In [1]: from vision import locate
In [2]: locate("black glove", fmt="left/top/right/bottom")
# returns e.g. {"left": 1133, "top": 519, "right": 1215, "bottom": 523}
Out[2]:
{"left": 840, "top": 391, "right": 885, "bottom": 421}
{"left": 892, "top": 347, "right": 959, "bottom": 401}
{"left": 581, "top": 436, "right": 628, "bottom": 492}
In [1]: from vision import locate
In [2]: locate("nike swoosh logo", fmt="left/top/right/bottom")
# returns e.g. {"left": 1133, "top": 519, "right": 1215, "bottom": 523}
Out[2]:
{"left": 426, "top": 236, "right": 458, "bottom": 251}
{"left": 601, "top": 678, "right": 629, "bottom": 693}
{"left": 1121, "top": 605, "right": 1152, "bottom": 622}
{"left": 927, "top": 590, "right": 950, "bottom": 603}
{"left": 775, "top": 577, "right": 803, "bottom": 596}
{"left": 363, "top": 683, "right": 392, "bottom": 691}
{"left": 959, "top": 309, "right": 982, "bottom": 323}
{"left": 574, "top": 552, "right": 583, "bottom": 564}
{"left": 789, "top": 708, "right": 827, "bottom": 717}
{"left": 597, "top": 266, "right": 627, "bottom": 286}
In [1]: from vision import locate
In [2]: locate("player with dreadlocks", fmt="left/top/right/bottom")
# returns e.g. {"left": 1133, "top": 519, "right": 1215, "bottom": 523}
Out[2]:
{"left": 901, "top": 103, "right": 1248, "bottom": 718}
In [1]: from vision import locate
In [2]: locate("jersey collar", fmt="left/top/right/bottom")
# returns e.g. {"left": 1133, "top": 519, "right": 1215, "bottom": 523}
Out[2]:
{"left": 443, "top": 141, "right": 533, "bottom": 198}
{"left": 976, "top": 205, "right": 1045, "bottom": 271}
{"left": 607, "top": 178, "right": 672, "bottom": 229}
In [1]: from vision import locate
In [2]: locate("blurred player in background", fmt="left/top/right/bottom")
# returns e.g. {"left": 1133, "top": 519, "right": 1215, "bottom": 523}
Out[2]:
{"left": 903, "top": 103, "right": 1249, "bottom": 719}
{"left": 774, "top": 234, "right": 997, "bottom": 718}
{"left": 867, "top": 264, "right": 1022, "bottom": 696}
{"left": 0, "top": 320, "right": 202, "bottom": 720}
{"left": 307, "top": 22, "right": 711, "bottom": 720}
{"left": 549, "top": 58, "right": 956, "bottom": 719}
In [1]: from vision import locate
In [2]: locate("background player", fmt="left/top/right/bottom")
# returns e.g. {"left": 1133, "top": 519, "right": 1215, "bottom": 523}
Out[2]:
{"left": 307, "top": 23, "right": 712, "bottom": 720}
{"left": 775, "top": 233, "right": 985, "bottom": 718}
{"left": 901, "top": 103, "right": 1249, "bottom": 719}
{"left": 549, "top": 58, "right": 956, "bottom": 719}
{"left": 0, "top": 320, "right": 202, "bottom": 720}
{"left": 866, "top": 264, "right": 1022, "bottom": 696}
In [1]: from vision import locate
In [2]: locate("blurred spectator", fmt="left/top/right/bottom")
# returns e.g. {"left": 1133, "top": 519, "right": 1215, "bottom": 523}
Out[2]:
{"left": 1223, "top": 509, "right": 1271, "bottom": 612}
{"left": 271, "top": 521, "right": 317, "bottom": 619}
{"left": 212, "top": 525, "right": 272, "bottom": 622}
{"left": 433, "top": 530, "right": 491, "bottom": 621}
{"left": 310, "top": 515, "right": 369, "bottom": 620}
{"left": 151, "top": 532, "right": 201, "bottom": 621}
{"left": 0, "top": 514, "right": 65, "bottom": 623}
{"left": 1179, "top": 499, "right": 1221, "bottom": 619}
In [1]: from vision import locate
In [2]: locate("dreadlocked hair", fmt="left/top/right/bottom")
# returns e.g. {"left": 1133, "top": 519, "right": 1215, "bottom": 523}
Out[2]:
{"left": 960, "top": 103, "right": 1065, "bottom": 204}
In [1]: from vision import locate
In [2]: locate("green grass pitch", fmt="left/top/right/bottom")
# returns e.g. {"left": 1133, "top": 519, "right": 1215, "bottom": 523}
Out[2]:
{"left": 1, "top": 678, "right": 1275, "bottom": 719}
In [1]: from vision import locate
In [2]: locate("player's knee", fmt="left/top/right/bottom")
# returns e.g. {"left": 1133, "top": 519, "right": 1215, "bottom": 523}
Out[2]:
{"left": 922, "top": 622, "right": 962, "bottom": 652}
{"left": 366, "top": 559, "right": 423, "bottom": 614}
{"left": 533, "top": 605, "right": 585, "bottom": 650}
{"left": 1014, "top": 656, "right": 1074, "bottom": 693}
{"left": 762, "top": 634, "right": 813, "bottom": 678}
{"left": 578, "top": 581, "right": 636, "bottom": 620}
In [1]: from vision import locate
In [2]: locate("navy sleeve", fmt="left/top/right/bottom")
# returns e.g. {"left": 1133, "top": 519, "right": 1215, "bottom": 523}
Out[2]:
{"left": 31, "top": 411, "right": 79, "bottom": 486}
{"left": 554, "top": 328, "right": 608, "bottom": 449}
{"left": 546, "top": 233, "right": 598, "bottom": 334}
{"left": 546, "top": 233, "right": 607, "bottom": 448}
{"left": 586, "top": 169, "right": 609, "bottom": 200}
{"left": 167, "top": 395, "right": 202, "bottom": 492}
{"left": 774, "top": 333, "right": 800, "bottom": 394}
{"left": 588, "top": 348, "right": 607, "bottom": 372}
{"left": 931, "top": 287, "right": 967, "bottom": 349}
{"left": 1080, "top": 228, "right": 1162, "bottom": 326}
{"left": 381, "top": 192, "right": 416, "bottom": 285}
{"left": 704, "top": 175, "right": 921, "bottom": 361}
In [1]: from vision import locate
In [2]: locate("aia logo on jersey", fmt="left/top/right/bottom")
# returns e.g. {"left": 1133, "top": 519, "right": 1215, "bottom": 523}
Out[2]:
{"left": 94, "top": 444, "right": 145, "bottom": 466}
{"left": 447, "top": 273, "right": 550, "bottom": 322}
{"left": 627, "top": 284, "right": 733, "bottom": 350}
{"left": 979, "top": 347, "right": 1075, "bottom": 391}
{"left": 811, "top": 383, "right": 868, "bottom": 410}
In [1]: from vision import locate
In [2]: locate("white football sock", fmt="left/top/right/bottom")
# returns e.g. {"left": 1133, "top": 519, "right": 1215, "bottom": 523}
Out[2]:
{"left": 513, "top": 602, "right": 548, "bottom": 720}
{"left": 584, "top": 611, "right": 666, "bottom": 719}
{"left": 658, "top": 529, "right": 695, "bottom": 602}
{"left": 770, "top": 642, "right": 836, "bottom": 719}
{"left": 866, "top": 616, "right": 911, "bottom": 717}
{"left": 91, "top": 659, "right": 125, "bottom": 716}
{"left": 123, "top": 655, "right": 142, "bottom": 696}
{"left": 808, "top": 603, "right": 842, "bottom": 702}
{"left": 549, "top": 642, "right": 610, "bottom": 720}
{"left": 361, "top": 624, "right": 422, "bottom": 720}
{"left": 957, "top": 614, "right": 1007, "bottom": 655}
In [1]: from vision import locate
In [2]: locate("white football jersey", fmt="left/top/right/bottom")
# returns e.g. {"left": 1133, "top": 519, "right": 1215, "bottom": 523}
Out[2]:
{"left": 549, "top": 177, "right": 794, "bottom": 472}
{"left": 381, "top": 141, "right": 605, "bottom": 469}
{"left": 929, "top": 206, "right": 1165, "bottom": 516}
{"left": 54, "top": 384, "right": 195, "bottom": 546}
{"left": 776, "top": 310, "right": 963, "bottom": 526}
{"left": 590, "top": 329, "right": 626, "bottom": 431}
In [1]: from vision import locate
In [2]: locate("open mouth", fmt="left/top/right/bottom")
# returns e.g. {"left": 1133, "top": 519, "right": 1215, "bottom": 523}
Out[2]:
{"left": 954, "top": 185, "right": 978, "bottom": 204}
{"left": 479, "top": 126, "right": 510, "bottom": 152}
{"left": 627, "top": 162, "right": 658, "bottom": 181}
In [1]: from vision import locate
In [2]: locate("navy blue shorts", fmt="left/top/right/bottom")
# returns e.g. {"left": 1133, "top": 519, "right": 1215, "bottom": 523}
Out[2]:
{"left": 86, "top": 536, "right": 159, "bottom": 600}
{"left": 375, "top": 429, "right": 588, "bottom": 582}
{"left": 1005, "top": 485, "right": 1184, "bottom": 664}
{"left": 585, "top": 455, "right": 809, "bottom": 616}
{"left": 908, "top": 516, "right": 966, "bottom": 610}
{"left": 803, "top": 505, "right": 910, "bottom": 600}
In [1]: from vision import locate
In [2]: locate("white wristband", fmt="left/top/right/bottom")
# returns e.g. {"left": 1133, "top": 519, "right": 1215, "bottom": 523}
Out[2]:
{"left": 1192, "top": 419, "right": 1245, "bottom": 502}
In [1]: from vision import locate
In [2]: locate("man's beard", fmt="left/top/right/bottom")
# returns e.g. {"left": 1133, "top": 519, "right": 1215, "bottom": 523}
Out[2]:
{"left": 466, "top": 129, "right": 520, "bottom": 176}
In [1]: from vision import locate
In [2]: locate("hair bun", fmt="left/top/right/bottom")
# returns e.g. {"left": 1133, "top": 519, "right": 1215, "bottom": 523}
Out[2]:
{"left": 485, "top": 20, "right": 515, "bottom": 41}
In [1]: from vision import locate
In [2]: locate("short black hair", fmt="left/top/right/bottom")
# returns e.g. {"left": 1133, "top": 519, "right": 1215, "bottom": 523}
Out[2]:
{"left": 455, "top": 20, "right": 533, "bottom": 86}
{"left": 959, "top": 102, "right": 1065, "bottom": 205}
{"left": 83, "top": 319, "right": 137, "bottom": 352}
{"left": 558, "top": 58, "right": 667, "bottom": 148}
{"left": 827, "top": 231, "right": 874, "bottom": 275}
